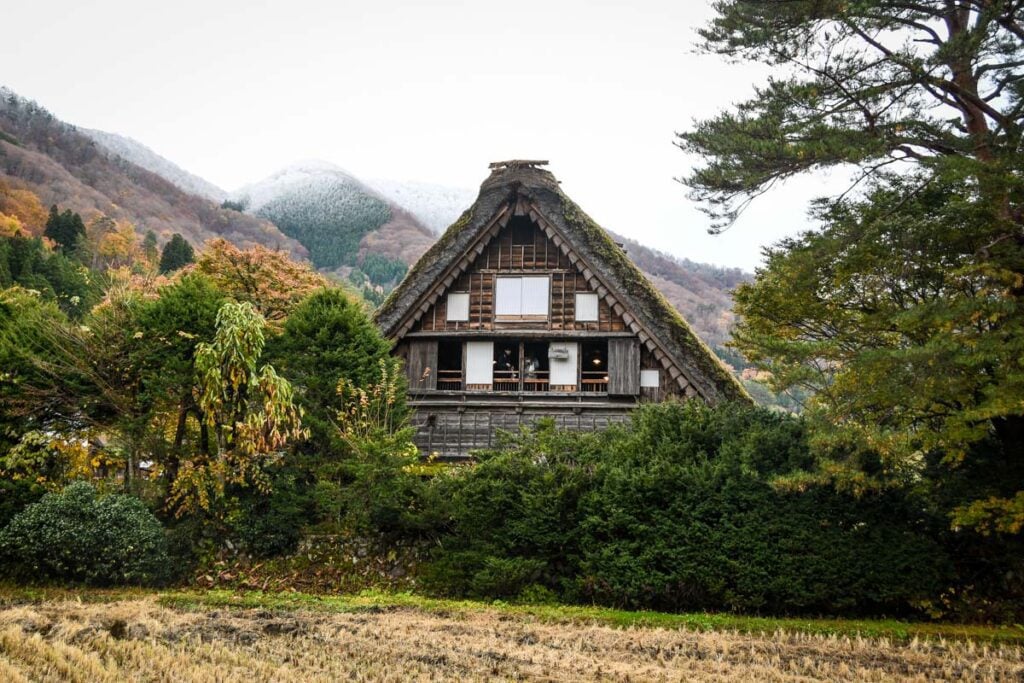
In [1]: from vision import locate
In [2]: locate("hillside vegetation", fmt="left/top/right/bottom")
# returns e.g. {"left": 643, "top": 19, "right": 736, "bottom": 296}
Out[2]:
{"left": 0, "top": 89, "right": 305, "bottom": 259}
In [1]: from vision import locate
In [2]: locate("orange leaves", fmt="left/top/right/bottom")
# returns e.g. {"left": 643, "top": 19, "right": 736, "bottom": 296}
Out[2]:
{"left": 195, "top": 239, "right": 331, "bottom": 325}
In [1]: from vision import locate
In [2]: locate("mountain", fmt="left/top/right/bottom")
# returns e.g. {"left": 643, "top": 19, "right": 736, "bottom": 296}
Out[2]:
{"left": 0, "top": 88, "right": 305, "bottom": 258}
{"left": 609, "top": 233, "right": 748, "bottom": 348}
{"left": 0, "top": 86, "right": 744, "bottom": 351}
{"left": 83, "top": 128, "right": 228, "bottom": 202}
{"left": 366, "top": 179, "right": 476, "bottom": 234}
{"left": 231, "top": 161, "right": 435, "bottom": 271}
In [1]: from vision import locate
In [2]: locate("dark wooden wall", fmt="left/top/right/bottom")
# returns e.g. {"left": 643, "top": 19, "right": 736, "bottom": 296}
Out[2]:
{"left": 412, "top": 219, "right": 628, "bottom": 333}
{"left": 410, "top": 405, "right": 635, "bottom": 458}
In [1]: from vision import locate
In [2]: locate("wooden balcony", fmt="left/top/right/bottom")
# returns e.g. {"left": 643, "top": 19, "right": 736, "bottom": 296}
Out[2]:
{"left": 437, "top": 370, "right": 463, "bottom": 391}
{"left": 581, "top": 371, "right": 609, "bottom": 393}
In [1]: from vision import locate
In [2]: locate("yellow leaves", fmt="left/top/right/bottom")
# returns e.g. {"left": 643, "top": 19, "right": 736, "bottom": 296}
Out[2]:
{"left": 0, "top": 211, "right": 24, "bottom": 238}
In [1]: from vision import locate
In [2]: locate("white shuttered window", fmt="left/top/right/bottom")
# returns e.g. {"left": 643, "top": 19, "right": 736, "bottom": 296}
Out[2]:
{"left": 466, "top": 341, "right": 494, "bottom": 386}
{"left": 446, "top": 292, "right": 470, "bottom": 321}
{"left": 575, "top": 293, "right": 599, "bottom": 322}
{"left": 495, "top": 276, "right": 549, "bottom": 318}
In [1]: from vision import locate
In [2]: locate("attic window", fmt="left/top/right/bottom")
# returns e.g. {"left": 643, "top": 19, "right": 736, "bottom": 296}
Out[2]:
{"left": 496, "top": 276, "right": 549, "bottom": 319}
{"left": 575, "top": 293, "right": 599, "bottom": 322}
{"left": 446, "top": 292, "right": 470, "bottom": 322}
{"left": 641, "top": 370, "right": 660, "bottom": 388}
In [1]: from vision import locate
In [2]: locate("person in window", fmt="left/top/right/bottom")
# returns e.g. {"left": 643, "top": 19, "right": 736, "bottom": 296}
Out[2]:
{"left": 496, "top": 348, "right": 516, "bottom": 377}
{"left": 524, "top": 354, "right": 540, "bottom": 379}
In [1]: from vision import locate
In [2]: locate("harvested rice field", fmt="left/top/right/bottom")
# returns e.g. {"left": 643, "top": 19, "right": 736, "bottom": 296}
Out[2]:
{"left": 0, "top": 593, "right": 1021, "bottom": 682}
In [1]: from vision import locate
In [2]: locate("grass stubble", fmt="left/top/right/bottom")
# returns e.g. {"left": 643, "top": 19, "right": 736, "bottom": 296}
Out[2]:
{"left": 0, "top": 596, "right": 1020, "bottom": 682}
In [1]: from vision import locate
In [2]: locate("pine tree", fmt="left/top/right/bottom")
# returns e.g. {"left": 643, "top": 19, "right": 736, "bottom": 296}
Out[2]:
{"left": 142, "top": 230, "right": 158, "bottom": 267}
{"left": 43, "top": 205, "right": 85, "bottom": 253}
{"left": 158, "top": 233, "right": 195, "bottom": 274}
{"left": 685, "top": 1, "right": 1024, "bottom": 533}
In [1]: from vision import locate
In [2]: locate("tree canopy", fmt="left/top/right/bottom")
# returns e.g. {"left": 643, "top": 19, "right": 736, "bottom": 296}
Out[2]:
{"left": 684, "top": 1, "right": 1024, "bottom": 533}
{"left": 680, "top": 0, "right": 1024, "bottom": 230}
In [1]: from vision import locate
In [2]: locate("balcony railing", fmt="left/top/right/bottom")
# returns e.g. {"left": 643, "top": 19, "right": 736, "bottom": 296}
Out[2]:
{"left": 437, "top": 370, "right": 463, "bottom": 391}
{"left": 522, "top": 370, "right": 550, "bottom": 392}
{"left": 426, "top": 370, "right": 606, "bottom": 393}
{"left": 581, "top": 371, "right": 609, "bottom": 393}
{"left": 493, "top": 370, "right": 519, "bottom": 392}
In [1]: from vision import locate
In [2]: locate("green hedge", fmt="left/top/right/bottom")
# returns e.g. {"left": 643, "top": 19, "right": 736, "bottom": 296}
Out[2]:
{"left": 425, "top": 402, "right": 951, "bottom": 616}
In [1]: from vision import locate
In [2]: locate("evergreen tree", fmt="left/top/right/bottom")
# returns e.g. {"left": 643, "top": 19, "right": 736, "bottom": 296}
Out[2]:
{"left": 42, "top": 205, "right": 85, "bottom": 253}
{"left": 268, "top": 288, "right": 396, "bottom": 452}
{"left": 684, "top": 2, "right": 1024, "bottom": 533}
{"left": 142, "top": 230, "right": 159, "bottom": 266}
{"left": 158, "top": 233, "right": 195, "bottom": 274}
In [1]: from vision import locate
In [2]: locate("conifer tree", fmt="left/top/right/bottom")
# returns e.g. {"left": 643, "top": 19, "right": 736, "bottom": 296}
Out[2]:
{"left": 42, "top": 206, "right": 85, "bottom": 253}
{"left": 684, "top": 1, "right": 1024, "bottom": 533}
{"left": 141, "top": 230, "right": 158, "bottom": 267}
{"left": 158, "top": 233, "right": 195, "bottom": 274}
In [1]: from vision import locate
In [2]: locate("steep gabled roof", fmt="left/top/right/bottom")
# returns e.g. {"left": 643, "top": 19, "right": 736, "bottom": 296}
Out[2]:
{"left": 375, "top": 161, "right": 749, "bottom": 404}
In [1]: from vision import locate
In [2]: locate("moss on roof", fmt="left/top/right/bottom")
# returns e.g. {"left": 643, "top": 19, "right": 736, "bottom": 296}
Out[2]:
{"left": 374, "top": 164, "right": 750, "bottom": 405}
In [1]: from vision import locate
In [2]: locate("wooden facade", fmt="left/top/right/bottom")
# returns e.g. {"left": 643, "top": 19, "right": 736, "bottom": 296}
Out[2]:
{"left": 375, "top": 161, "right": 748, "bottom": 459}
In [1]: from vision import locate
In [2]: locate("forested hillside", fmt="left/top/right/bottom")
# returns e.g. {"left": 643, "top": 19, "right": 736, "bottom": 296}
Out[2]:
{"left": 231, "top": 161, "right": 434, "bottom": 272}
{"left": 0, "top": 89, "right": 306, "bottom": 259}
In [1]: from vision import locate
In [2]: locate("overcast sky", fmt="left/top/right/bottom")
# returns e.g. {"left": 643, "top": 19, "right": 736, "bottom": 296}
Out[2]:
{"left": 1, "top": 0, "right": 848, "bottom": 271}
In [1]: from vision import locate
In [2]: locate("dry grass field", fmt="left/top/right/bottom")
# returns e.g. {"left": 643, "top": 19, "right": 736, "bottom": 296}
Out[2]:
{"left": 0, "top": 593, "right": 1022, "bottom": 682}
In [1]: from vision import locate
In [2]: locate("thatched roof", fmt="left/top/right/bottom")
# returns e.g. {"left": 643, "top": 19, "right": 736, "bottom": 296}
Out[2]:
{"left": 375, "top": 161, "right": 749, "bottom": 404}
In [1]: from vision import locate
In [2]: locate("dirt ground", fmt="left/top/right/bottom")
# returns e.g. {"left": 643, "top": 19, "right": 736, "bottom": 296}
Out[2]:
{"left": 0, "top": 597, "right": 1021, "bottom": 682}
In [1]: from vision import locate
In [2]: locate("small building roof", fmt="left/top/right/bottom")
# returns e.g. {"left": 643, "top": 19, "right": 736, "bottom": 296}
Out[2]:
{"left": 375, "top": 162, "right": 749, "bottom": 404}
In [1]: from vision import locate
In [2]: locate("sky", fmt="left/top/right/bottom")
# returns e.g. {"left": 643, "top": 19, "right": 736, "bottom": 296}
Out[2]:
{"left": 1, "top": 0, "right": 849, "bottom": 271}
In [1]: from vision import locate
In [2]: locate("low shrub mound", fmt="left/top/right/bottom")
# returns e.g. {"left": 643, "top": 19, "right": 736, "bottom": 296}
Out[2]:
{"left": 0, "top": 481, "right": 170, "bottom": 586}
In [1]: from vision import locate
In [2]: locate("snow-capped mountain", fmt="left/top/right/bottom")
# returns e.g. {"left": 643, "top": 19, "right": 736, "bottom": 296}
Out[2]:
{"left": 82, "top": 128, "right": 228, "bottom": 202}
{"left": 231, "top": 161, "right": 435, "bottom": 270}
{"left": 367, "top": 179, "right": 476, "bottom": 233}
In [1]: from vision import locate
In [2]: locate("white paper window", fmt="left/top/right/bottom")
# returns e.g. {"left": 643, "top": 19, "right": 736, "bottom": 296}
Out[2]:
{"left": 549, "top": 342, "right": 578, "bottom": 386}
{"left": 575, "top": 293, "right": 599, "bottom": 322}
{"left": 495, "top": 278, "right": 522, "bottom": 316}
{"left": 446, "top": 292, "right": 469, "bottom": 321}
{"left": 495, "top": 276, "right": 549, "bottom": 317}
{"left": 466, "top": 341, "right": 494, "bottom": 386}
{"left": 640, "top": 369, "right": 661, "bottom": 388}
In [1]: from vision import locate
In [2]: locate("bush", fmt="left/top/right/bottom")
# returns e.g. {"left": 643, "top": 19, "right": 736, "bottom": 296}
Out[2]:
{"left": 230, "top": 467, "right": 312, "bottom": 559}
{"left": 422, "top": 423, "right": 599, "bottom": 599}
{"left": 424, "top": 402, "right": 952, "bottom": 617}
{"left": 0, "top": 481, "right": 171, "bottom": 585}
{"left": 0, "top": 478, "right": 45, "bottom": 529}
{"left": 576, "top": 402, "right": 948, "bottom": 614}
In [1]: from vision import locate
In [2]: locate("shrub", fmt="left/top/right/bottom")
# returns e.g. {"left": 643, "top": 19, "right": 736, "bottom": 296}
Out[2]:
{"left": 0, "top": 478, "right": 45, "bottom": 529}
{"left": 0, "top": 481, "right": 170, "bottom": 585}
{"left": 422, "top": 422, "right": 599, "bottom": 598}
{"left": 230, "top": 467, "right": 312, "bottom": 559}
{"left": 576, "top": 403, "right": 948, "bottom": 614}
{"left": 425, "top": 402, "right": 952, "bottom": 617}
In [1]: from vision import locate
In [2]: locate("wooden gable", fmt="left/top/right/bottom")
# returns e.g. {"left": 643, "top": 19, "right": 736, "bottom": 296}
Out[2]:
{"left": 411, "top": 216, "right": 629, "bottom": 333}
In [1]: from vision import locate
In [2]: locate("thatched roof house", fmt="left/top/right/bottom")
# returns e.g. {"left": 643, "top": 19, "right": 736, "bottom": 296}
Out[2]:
{"left": 376, "top": 161, "right": 747, "bottom": 457}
